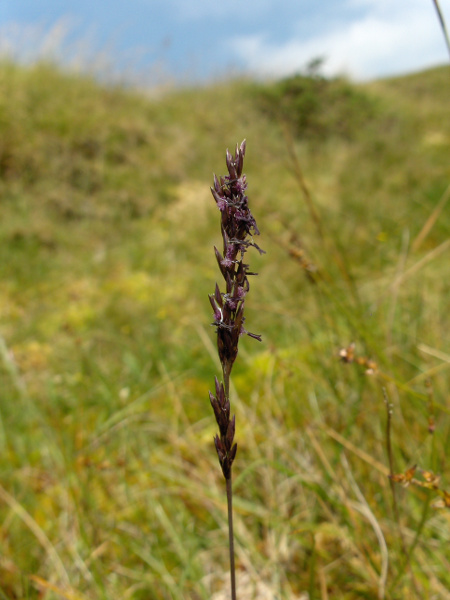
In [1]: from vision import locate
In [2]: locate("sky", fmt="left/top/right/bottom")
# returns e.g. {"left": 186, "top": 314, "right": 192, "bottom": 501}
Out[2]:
{"left": 1, "top": 0, "right": 449, "bottom": 85}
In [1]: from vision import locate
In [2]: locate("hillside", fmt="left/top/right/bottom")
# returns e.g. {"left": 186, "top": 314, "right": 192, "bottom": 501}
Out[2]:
{"left": 0, "top": 61, "right": 449, "bottom": 599}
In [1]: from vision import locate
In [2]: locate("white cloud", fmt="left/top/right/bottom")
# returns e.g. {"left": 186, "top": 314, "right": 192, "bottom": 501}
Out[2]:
{"left": 229, "top": 0, "right": 450, "bottom": 80}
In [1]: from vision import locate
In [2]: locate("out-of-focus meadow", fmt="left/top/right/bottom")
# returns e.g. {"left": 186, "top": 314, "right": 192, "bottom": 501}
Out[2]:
{"left": 0, "top": 59, "right": 449, "bottom": 599}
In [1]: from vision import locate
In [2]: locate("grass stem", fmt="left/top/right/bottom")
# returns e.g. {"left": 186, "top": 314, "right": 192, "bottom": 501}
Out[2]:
{"left": 223, "top": 367, "right": 237, "bottom": 600}
{"left": 226, "top": 475, "right": 237, "bottom": 600}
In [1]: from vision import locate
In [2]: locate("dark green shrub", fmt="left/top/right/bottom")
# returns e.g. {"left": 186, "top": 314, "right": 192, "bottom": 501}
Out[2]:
{"left": 248, "top": 66, "right": 379, "bottom": 140}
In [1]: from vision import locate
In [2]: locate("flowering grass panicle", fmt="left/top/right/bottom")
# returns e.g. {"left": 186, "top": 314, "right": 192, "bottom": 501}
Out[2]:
{"left": 208, "top": 139, "right": 264, "bottom": 479}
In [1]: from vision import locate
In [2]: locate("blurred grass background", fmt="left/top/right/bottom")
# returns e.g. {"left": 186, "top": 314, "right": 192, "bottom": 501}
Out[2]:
{"left": 0, "top": 59, "right": 449, "bottom": 599}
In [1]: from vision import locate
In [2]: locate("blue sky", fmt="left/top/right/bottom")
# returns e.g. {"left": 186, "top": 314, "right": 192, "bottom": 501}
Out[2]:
{"left": 1, "top": 0, "right": 449, "bottom": 84}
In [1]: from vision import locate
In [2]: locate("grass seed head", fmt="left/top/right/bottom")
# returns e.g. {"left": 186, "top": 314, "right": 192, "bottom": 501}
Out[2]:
{"left": 208, "top": 140, "right": 264, "bottom": 478}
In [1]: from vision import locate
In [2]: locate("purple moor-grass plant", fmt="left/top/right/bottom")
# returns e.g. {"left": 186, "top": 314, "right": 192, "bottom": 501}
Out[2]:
{"left": 208, "top": 140, "right": 264, "bottom": 599}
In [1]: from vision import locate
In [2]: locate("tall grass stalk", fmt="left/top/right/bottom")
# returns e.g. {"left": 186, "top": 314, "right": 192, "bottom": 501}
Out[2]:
{"left": 208, "top": 141, "right": 264, "bottom": 599}
{"left": 432, "top": 0, "right": 450, "bottom": 58}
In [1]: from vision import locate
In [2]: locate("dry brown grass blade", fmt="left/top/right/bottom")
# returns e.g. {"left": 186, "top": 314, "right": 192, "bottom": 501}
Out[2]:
{"left": 322, "top": 426, "right": 390, "bottom": 477}
{"left": 408, "top": 343, "right": 450, "bottom": 384}
{"left": 306, "top": 428, "right": 384, "bottom": 591}
{"left": 29, "top": 576, "right": 86, "bottom": 600}
{"left": 408, "top": 344, "right": 450, "bottom": 382}
{"left": 282, "top": 124, "right": 324, "bottom": 242}
{"left": 341, "top": 454, "right": 389, "bottom": 600}
{"left": 282, "top": 125, "right": 360, "bottom": 305}
{"left": 391, "top": 238, "right": 450, "bottom": 288}
{"left": 318, "top": 566, "right": 329, "bottom": 600}
{"left": 412, "top": 182, "right": 450, "bottom": 252}
{"left": 417, "top": 343, "right": 450, "bottom": 362}
{"left": 0, "top": 483, "right": 70, "bottom": 585}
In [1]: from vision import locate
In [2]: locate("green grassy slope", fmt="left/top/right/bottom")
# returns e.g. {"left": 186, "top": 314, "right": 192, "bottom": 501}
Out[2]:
{"left": 0, "top": 60, "right": 449, "bottom": 599}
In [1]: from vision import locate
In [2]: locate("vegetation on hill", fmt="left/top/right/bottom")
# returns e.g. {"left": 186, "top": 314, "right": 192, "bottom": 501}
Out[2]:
{"left": 0, "top": 59, "right": 449, "bottom": 599}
